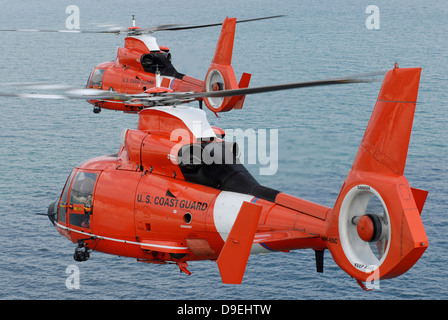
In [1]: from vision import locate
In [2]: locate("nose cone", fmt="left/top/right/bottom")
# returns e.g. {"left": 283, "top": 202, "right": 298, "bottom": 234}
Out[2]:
{"left": 47, "top": 201, "right": 57, "bottom": 225}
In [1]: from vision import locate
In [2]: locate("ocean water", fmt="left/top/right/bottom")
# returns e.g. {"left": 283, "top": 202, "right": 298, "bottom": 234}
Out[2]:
{"left": 0, "top": 0, "right": 447, "bottom": 300}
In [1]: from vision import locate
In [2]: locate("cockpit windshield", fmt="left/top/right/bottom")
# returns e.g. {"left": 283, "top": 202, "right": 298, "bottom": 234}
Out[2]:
{"left": 70, "top": 172, "right": 98, "bottom": 206}
{"left": 87, "top": 69, "right": 105, "bottom": 89}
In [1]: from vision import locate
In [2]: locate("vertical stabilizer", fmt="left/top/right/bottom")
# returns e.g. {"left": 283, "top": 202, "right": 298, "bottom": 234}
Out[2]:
{"left": 352, "top": 67, "right": 421, "bottom": 175}
{"left": 202, "top": 17, "right": 251, "bottom": 113}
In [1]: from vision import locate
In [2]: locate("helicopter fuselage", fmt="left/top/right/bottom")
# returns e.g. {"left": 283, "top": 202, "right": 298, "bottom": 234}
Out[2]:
{"left": 47, "top": 67, "right": 429, "bottom": 287}
{"left": 49, "top": 106, "right": 329, "bottom": 278}
{"left": 85, "top": 35, "right": 204, "bottom": 113}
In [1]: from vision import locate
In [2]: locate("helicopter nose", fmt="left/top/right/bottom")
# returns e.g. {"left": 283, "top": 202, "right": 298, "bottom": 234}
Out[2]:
{"left": 47, "top": 201, "right": 57, "bottom": 226}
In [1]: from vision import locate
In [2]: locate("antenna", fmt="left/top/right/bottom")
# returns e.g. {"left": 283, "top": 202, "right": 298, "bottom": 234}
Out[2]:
{"left": 155, "top": 65, "right": 161, "bottom": 88}
{"left": 132, "top": 15, "right": 136, "bottom": 27}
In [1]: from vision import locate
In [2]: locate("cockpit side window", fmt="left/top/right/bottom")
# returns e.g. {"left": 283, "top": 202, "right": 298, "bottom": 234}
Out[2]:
{"left": 68, "top": 171, "right": 99, "bottom": 229}
{"left": 88, "top": 69, "right": 105, "bottom": 89}
{"left": 58, "top": 170, "right": 76, "bottom": 223}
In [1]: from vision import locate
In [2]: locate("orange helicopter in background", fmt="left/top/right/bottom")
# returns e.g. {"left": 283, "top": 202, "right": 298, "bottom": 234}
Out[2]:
{"left": 1, "top": 15, "right": 284, "bottom": 113}
{"left": 84, "top": 15, "right": 261, "bottom": 114}
{"left": 0, "top": 17, "right": 428, "bottom": 290}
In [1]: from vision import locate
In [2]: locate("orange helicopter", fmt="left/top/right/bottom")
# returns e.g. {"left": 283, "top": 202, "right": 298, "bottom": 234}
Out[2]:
{"left": 35, "top": 63, "right": 427, "bottom": 290}
{"left": 1, "top": 18, "right": 428, "bottom": 290}
{"left": 1, "top": 15, "right": 283, "bottom": 114}
{"left": 84, "top": 15, "right": 265, "bottom": 114}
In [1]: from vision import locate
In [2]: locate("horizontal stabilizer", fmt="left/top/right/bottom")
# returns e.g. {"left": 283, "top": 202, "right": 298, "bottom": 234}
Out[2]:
{"left": 217, "top": 201, "right": 262, "bottom": 284}
{"left": 411, "top": 187, "right": 429, "bottom": 214}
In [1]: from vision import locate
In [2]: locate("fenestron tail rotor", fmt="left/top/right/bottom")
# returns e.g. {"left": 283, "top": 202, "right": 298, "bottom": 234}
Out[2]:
{"left": 338, "top": 185, "right": 391, "bottom": 270}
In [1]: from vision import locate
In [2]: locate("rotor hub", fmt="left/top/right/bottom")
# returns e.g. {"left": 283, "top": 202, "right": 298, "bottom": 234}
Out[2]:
{"left": 355, "top": 214, "right": 382, "bottom": 242}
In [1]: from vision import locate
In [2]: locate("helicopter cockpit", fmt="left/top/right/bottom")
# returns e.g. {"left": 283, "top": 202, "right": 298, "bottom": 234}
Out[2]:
{"left": 50, "top": 170, "right": 99, "bottom": 230}
{"left": 86, "top": 68, "right": 105, "bottom": 90}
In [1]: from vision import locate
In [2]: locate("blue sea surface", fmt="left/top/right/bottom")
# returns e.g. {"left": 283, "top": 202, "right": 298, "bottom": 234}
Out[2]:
{"left": 0, "top": 0, "right": 447, "bottom": 300}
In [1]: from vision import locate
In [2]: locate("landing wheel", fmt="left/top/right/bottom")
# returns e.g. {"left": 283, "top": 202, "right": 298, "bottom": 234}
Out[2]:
{"left": 93, "top": 104, "right": 101, "bottom": 114}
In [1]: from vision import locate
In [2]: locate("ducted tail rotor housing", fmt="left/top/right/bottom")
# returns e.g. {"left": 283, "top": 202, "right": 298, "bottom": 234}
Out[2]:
{"left": 327, "top": 173, "right": 428, "bottom": 283}
{"left": 338, "top": 184, "right": 391, "bottom": 272}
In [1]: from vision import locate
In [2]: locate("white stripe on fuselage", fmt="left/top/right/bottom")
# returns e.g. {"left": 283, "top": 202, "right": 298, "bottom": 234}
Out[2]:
{"left": 213, "top": 191, "right": 269, "bottom": 254}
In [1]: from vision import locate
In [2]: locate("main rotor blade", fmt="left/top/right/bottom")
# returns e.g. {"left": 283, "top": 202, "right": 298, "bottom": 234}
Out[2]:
{"left": 0, "top": 15, "right": 285, "bottom": 35}
{"left": 0, "top": 27, "right": 127, "bottom": 34}
{"left": 0, "top": 89, "right": 132, "bottom": 100}
{"left": 0, "top": 82, "right": 77, "bottom": 90}
{"left": 165, "top": 72, "right": 386, "bottom": 102}
{"left": 158, "top": 15, "right": 286, "bottom": 31}
{"left": 0, "top": 71, "right": 385, "bottom": 107}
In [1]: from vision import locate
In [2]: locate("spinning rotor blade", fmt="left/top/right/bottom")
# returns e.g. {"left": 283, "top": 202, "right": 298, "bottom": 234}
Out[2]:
{"left": 0, "top": 88, "right": 132, "bottom": 101}
{"left": 158, "top": 15, "right": 286, "bottom": 31}
{"left": 0, "top": 28, "right": 123, "bottom": 34}
{"left": 0, "top": 15, "right": 284, "bottom": 35}
{"left": 158, "top": 71, "right": 386, "bottom": 105}
{"left": 0, "top": 72, "right": 384, "bottom": 107}
{"left": 0, "top": 82, "right": 77, "bottom": 91}
{"left": 0, "top": 24, "right": 181, "bottom": 35}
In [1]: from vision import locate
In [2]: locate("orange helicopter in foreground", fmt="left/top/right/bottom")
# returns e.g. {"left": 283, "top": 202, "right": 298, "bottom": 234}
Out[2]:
{"left": 43, "top": 63, "right": 427, "bottom": 290}
{"left": 2, "top": 18, "right": 428, "bottom": 290}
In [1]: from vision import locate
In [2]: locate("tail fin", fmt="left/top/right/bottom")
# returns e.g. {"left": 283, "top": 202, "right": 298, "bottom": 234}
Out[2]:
{"left": 202, "top": 17, "right": 251, "bottom": 113}
{"left": 326, "top": 67, "right": 428, "bottom": 285}
{"left": 351, "top": 67, "right": 421, "bottom": 176}
{"left": 217, "top": 201, "right": 262, "bottom": 284}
